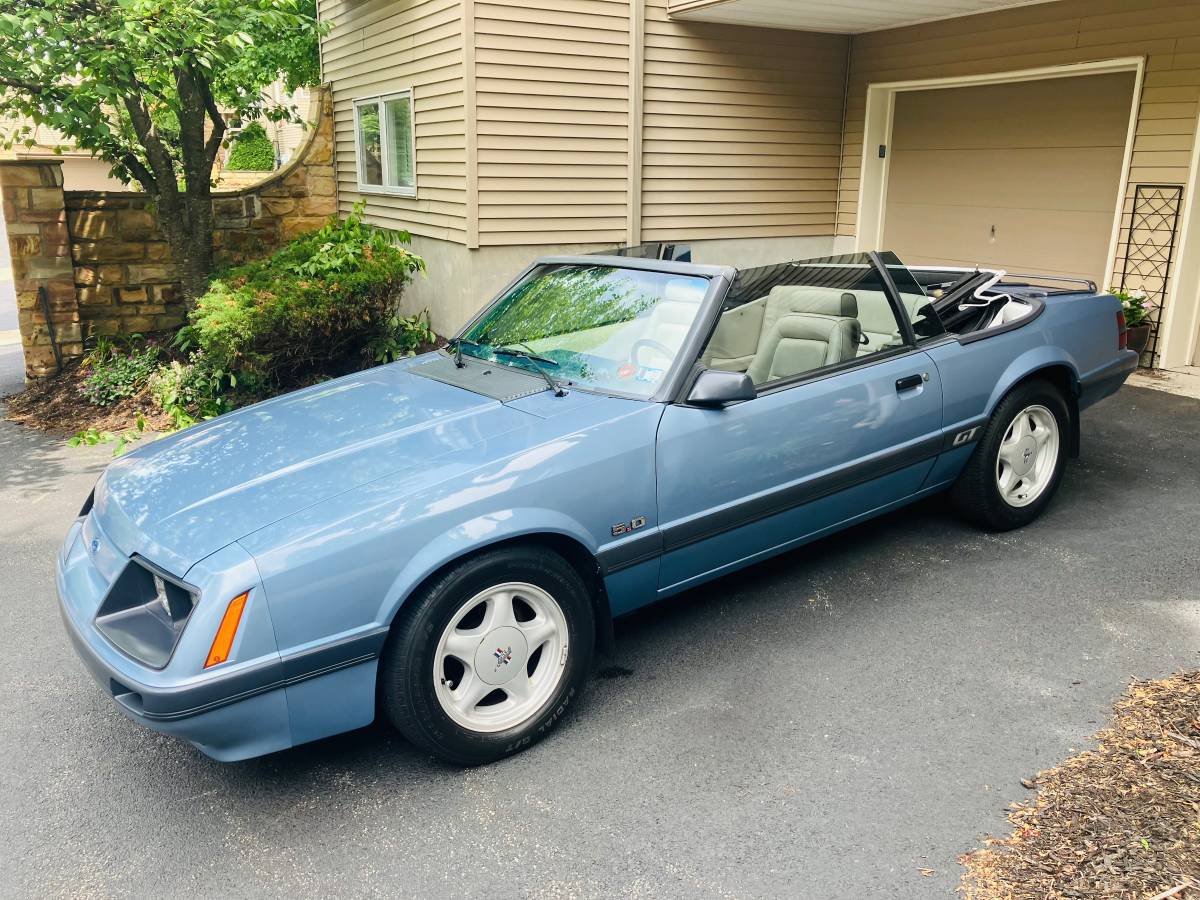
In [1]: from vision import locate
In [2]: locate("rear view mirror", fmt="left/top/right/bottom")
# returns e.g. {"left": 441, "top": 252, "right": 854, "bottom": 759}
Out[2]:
{"left": 686, "top": 369, "right": 756, "bottom": 408}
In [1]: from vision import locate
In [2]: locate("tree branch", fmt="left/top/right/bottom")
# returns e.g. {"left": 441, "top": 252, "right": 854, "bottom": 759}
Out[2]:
{"left": 118, "top": 151, "right": 157, "bottom": 193}
{"left": 122, "top": 92, "right": 178, "bottom": 197}
{"left": 190, "top": 62, "right": 227, "bottom": 170}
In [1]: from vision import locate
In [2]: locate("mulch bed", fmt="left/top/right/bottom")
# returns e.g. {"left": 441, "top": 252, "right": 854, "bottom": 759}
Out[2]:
{"left": 3, "top": 359, "right": 176, "bottom": 437}
{"left": 960, "top": 671, "right": 1200, "bottom": 899}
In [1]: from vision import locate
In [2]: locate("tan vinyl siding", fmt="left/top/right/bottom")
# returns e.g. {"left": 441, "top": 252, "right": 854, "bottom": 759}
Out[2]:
{"left": 319, "top": 0, "right": 468, "bottom": 242}
{"left": 837, "top": 0, "right": 1200, "bottom": 290}
{"left": 473, "top": 0, "right": 631, "bottom": 246}
{"left": 640, "top": 0, "right": 848, "bottom": 240}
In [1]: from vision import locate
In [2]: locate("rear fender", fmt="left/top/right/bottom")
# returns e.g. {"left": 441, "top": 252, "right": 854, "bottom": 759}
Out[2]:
{"left": 986, "top": 346, "right": 1082, "bottom": 456}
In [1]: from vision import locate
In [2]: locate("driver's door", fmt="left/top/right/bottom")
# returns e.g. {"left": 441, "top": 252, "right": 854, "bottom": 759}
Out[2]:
{"left": 653, "top": 255, "right": 945, "bottom": 593}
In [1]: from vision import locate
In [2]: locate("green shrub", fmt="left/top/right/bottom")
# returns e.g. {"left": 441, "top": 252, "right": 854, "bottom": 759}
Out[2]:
{"left": 1110, "top": 288, "right": 1152, "bottom": 328}
{"left": 368, "top": 311, "right": 437, "bottom": 364}
{"left": 225, "top": 123, "right": 275, "bottom": 171}
{"left": 148, "top": 352, "right": 230, "bottom": 428}
{"left": 179, "top": 203, "right": 426, "bottom": 392}
{"left": 80, "top": 345, "right": 160, "bottom": 407}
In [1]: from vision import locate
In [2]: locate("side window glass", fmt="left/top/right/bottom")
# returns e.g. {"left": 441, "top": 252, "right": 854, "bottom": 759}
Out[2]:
{"left": 700, "top": 253, "right": 908, "bottom": 386}
{"left": 879, "top": 252, "right": 946, "bottom": 341}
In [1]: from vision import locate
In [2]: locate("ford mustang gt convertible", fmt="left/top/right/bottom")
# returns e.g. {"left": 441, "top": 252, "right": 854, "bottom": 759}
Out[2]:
{"left": 57, "top": 249, "right": 1138, "bottom": 764}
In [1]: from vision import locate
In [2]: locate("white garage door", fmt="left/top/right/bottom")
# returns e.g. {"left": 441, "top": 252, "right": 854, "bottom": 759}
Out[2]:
{"left": 882, "top": 72, "right": 1136, "bottom": 283}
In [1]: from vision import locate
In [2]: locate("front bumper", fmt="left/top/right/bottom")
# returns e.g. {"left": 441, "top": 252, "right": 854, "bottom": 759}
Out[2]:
{"left": 56, "top": 518, "right": 294, "bottom": 761}
{"left": 57, "top": 518, "right": 388, "bottom": 761}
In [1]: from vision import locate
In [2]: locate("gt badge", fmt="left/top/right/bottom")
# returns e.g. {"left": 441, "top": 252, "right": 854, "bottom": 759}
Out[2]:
{"left": 952, "top": 426, "right": 982, "bottom": 447}
{"left": 611, "top": 515, "right": 646, "bottom": 537}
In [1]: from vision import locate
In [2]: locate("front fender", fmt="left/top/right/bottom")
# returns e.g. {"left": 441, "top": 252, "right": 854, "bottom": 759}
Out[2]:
{"left": 374, "top": 508, "right": 601, "bottom": 626}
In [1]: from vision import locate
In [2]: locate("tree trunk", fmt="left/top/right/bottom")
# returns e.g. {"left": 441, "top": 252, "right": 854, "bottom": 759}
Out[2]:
{"left": 151, "top": 189, "right": 214, "bottom": 305}
{"left": 154, "top": 64, "right": 225, "bottom": 305}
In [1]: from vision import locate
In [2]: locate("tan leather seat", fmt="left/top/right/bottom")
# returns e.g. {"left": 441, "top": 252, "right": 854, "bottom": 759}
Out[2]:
{"left": 853, "top": 290, "right": 930, "bottom": 356}
{"left": 705, "top": 285, "right": 861, "bottom": 372}
{"left": 746, "top": 313, "right": 859, "bottom": 384}
{"left": 744, "top": 289, "right": 862, "bottom": 384}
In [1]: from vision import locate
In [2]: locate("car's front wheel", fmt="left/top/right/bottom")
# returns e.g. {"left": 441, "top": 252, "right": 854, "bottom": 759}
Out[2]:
{"left": 950, "top": 378, "right": 1070, "bottom": 531}
{"left": 379, "top": 545, "right": 595, "bottom": 764}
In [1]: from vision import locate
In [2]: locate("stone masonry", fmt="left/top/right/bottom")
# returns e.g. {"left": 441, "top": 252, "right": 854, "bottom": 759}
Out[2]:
{"left": 0, "top": 88, "right": 336, "bottom": 380}
{"left": 0, "top": 160, "right": 83, "bottom": 377}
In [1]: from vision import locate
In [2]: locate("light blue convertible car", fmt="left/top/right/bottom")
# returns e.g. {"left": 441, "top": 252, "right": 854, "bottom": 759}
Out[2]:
{"left": 57, "top": 249, "right": 1138, "bottom": 763}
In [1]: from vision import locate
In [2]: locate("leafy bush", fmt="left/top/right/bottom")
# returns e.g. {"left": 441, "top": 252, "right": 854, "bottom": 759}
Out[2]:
{"left": 179, "top": 203, "right": 427, "bottom": 391}
{"left": 148, "top": 352, "right": 230, "bottom": 429}
{"left": 1110, "top": 288, "right": 1152, "bottom": 328}
{"left": 225, "top": 122, "right": 276, "bottom": 171}
{"left": 80, "top": 345, "right": 160, "bottom": 407}
{"left": 368, "top": 311, "right": 437, "bottom": 364}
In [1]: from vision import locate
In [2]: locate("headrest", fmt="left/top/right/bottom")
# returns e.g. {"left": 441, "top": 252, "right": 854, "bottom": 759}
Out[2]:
{"left": 768, "top": 285, "right": 858, "bottom": 318}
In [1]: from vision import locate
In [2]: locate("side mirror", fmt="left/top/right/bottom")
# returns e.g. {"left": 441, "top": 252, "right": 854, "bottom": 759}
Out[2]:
{"left": 686, "top": 369, "right": 756, "bottom": 408}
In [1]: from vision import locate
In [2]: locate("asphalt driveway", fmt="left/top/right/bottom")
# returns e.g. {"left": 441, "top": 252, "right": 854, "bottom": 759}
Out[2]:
{"left": 0, "top": 385, "right": 1196, "bottom": 898}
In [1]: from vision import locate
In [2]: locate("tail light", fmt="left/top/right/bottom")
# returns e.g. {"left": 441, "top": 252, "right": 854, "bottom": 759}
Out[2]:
{"left": 1117, "top": 311, "right": 1128, "bottom": 350}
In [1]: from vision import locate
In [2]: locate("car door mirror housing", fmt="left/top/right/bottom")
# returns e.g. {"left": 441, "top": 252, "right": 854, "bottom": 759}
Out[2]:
{"left": 686, "top": 369, "right": 757, "bottom": 408}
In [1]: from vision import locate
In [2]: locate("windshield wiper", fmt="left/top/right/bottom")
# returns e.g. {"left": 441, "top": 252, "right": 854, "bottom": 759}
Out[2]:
{"left": 445, "top": 336, "right": 483, "bottom": 368}
{"left": 493, "top": 343, "right": 566, "bottom": 397}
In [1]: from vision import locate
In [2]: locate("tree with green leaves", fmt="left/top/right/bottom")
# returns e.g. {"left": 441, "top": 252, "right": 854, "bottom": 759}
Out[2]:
{"left": 0, "top": 0, "right": 325, "bottom": 301}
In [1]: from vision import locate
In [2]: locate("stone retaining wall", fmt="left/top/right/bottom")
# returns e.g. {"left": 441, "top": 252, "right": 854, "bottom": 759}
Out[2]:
{"left": 0, "top": 160, "right": 82, "bottom": 377}
{"left": 0, "top": 87, "right": 336, "bottom": 380}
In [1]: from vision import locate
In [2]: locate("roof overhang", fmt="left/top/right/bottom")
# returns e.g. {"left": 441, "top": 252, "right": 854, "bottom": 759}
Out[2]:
{"left": 668, "top": 0, "right": 1060, "bottom": 34}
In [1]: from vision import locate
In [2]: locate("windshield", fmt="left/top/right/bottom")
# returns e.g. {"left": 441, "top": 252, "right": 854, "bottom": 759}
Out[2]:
{"left": 458, "top": 263, "right": 710, "bottom": 399}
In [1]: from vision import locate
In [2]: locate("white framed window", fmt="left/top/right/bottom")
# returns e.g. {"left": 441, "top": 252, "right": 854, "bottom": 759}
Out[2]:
{"left": 354, "top": 90, "right": 416, "bottom": 197}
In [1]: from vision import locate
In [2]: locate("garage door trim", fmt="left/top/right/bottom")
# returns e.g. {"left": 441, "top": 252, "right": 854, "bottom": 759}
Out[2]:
{"left": 853, "top": 57, "right": 1146, "bottom": 289}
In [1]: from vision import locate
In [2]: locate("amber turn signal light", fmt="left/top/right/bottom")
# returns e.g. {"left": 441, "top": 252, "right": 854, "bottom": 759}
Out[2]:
{"left": 204, "top": 591, "right": 250, "bottom": 668}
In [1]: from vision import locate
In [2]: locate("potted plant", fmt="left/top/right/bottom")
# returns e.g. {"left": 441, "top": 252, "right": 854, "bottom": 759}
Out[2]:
{"left": 1109, "top": 288, "right": 1153, "bottom": 354}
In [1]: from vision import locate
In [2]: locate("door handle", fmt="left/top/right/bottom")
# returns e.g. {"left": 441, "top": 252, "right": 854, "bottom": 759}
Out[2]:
{"left": 895, "top": 374, "right": 925, "bottom": 393}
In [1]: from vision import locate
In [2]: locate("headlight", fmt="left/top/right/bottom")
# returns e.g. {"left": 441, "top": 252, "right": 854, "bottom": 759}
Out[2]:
{"left": 93, "top": 557, "right": 198, "bottom": 669}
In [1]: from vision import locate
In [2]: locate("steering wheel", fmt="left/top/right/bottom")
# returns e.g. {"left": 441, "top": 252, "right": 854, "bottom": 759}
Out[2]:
{"left": 630, "top": 338, "right": 675, "bottom": 369}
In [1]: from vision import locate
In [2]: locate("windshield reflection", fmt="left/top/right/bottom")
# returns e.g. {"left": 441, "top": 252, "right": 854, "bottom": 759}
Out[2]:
{"left": 459, "top": 264, "right": 709, "bottom": 399}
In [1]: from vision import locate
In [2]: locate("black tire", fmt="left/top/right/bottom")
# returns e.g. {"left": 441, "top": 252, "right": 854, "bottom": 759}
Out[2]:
{"left": 379, "top": 545, "right": 595, "bottom": 765}
{"left": 950, "top": 378, "right": 1070, "bottom": 531}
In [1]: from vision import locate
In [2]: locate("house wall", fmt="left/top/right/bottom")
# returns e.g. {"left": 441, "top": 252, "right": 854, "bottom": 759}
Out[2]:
{"left": 640, "top": 0, "right": 847, "bottom": 241}
{"left": 836, "top": 0, "right": 1200, "bottom": 286}
{"left": 320, "top": 0, "right": 468, "bottom": 242}
{"left": 473, "top": 0, "right": 632, "bottom": 247}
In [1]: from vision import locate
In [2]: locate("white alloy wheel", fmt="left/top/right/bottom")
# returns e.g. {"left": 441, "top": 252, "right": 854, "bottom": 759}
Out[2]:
{"left": 995, "top": 403, "right": 1060, "bottom": 508}
{"left": 432, "top": 582, "right": 569, "bottom": 733}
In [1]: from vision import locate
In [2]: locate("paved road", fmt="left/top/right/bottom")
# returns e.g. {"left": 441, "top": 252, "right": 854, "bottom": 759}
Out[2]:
{"left": 1, "top": 386, "right": 1197, "bottom": 898}
{"left": 0, "top": 344, "right": 23, "bottom": 397}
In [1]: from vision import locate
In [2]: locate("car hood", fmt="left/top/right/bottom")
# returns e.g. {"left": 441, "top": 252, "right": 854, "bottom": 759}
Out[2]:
{"left": 93, "top": 358, "right": 544, "bottom": 576}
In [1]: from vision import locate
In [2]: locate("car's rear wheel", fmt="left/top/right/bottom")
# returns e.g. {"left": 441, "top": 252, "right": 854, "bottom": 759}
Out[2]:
{"left": 379, "top": 545, "right": 594, "bottom": 765}
{"left": 950, "top": 378, "right": 1070, "bottom": 531}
